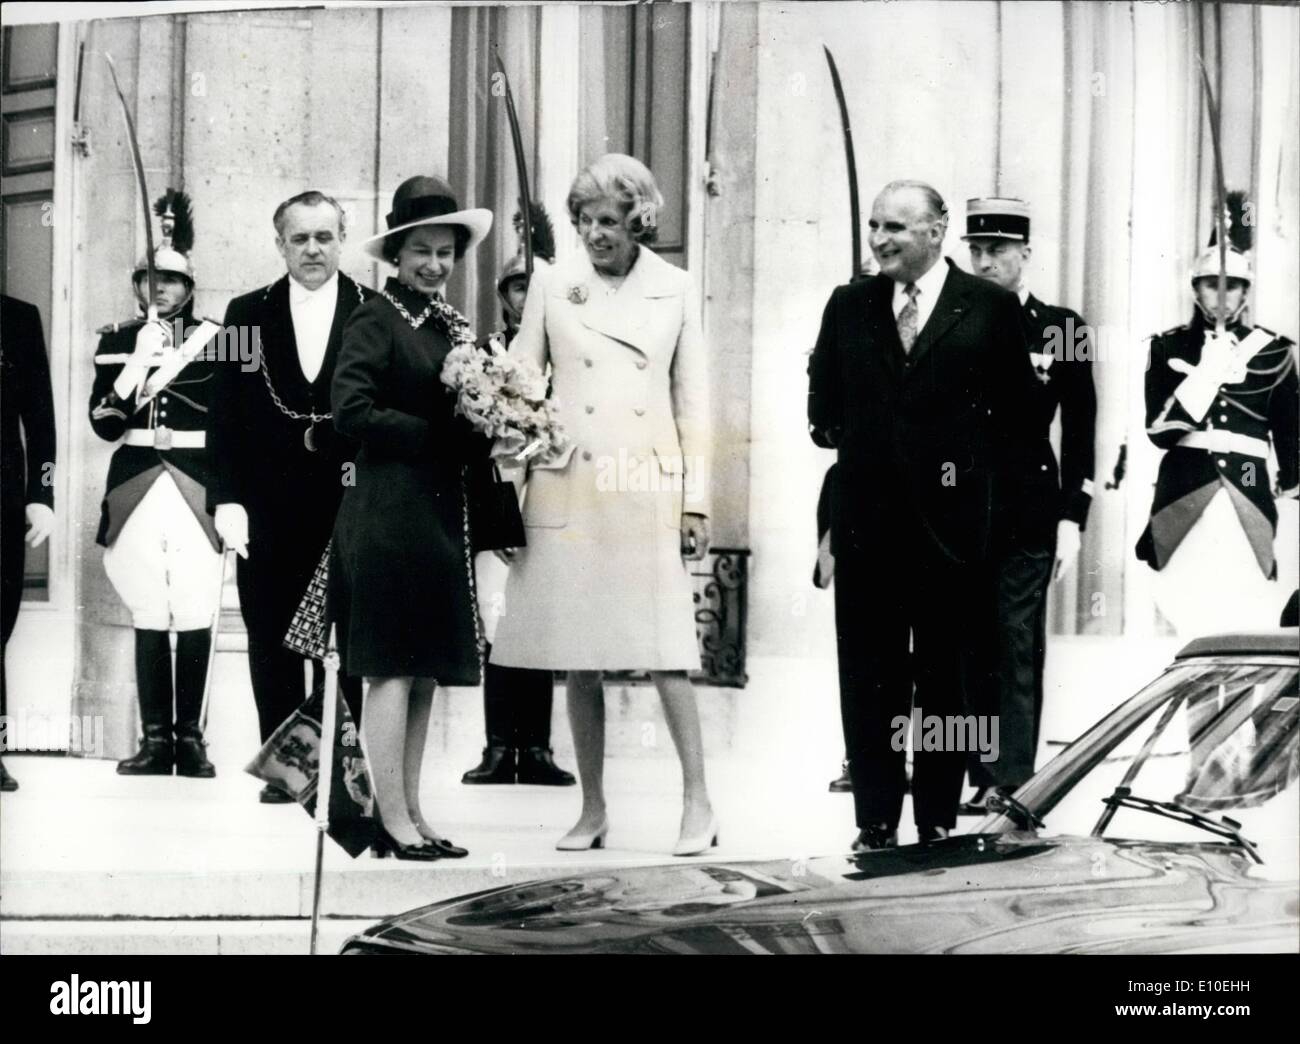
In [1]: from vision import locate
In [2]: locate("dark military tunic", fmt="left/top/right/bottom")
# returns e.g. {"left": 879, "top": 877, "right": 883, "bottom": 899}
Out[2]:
{"left": 1137, "top": 312, "right": 1298, "bottom": 579}
{"left": 88, "top": 304, "right": 219, "bottom": 549}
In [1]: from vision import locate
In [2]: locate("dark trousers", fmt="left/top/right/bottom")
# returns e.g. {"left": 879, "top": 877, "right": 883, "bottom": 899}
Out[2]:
{"left": 1, "top": 493, "right": 25, "bottom": 729}
{"left": 970, "top": 535, "right": 1055, "bottom": 789}
{"left": 237, "top": 542, "right": 361, "bottom": 742}
{"left": 834, "top": 526, "right": 980, "bottom": 831}
{"left": 482, "top": 642, "right": 553, "bottom": 747}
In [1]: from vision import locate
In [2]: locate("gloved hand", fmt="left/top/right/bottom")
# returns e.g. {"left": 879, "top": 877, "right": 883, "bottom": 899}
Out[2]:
{"left": 214, "top": 503, "right": 250, "bottom": 559}
{"left": 1196, "top": 331, "right": 1249, "bottom": 385}
{"left": 112, "top": 320, "right": 173, "bottom": 399}
{"left": 25, "top": 503, "right": 54, "bottom": 548}
{"left": 1053, "top": 519, "right": 1081, "bottom": 581}
{"left": 1171, "top": 332, "right": 1248, "bottom": 421}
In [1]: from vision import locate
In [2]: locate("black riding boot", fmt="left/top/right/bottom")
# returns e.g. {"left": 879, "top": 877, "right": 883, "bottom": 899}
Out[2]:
{"left": 515, "top": 668, "right": 574, "bottom": 786}
{"left": 462, "top": 644, "right": 517, "bottom": 784}
{"left": 174, "top": 628, "right": 215, "bottom": 778}
{"left": 118, "top": 629, "right": 174, "bottom": 775}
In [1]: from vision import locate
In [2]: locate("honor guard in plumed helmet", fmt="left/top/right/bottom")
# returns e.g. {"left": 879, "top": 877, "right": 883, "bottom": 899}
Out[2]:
{"left": 494, "top": 202, "right": 557, "bottom": 334}
{"left": 461, "top": 198, "right": 577, "bottom": 790}
{"left": 1138, "top": 188, "right": 1298, "bottom": 639}
{"left": 89, "top": 185, "right": 225, "bottom": 781}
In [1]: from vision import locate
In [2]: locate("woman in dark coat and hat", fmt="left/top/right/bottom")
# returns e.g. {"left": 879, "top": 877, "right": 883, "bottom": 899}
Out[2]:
{"left": 329, "top": 176, "right": 492, "bottom": 859}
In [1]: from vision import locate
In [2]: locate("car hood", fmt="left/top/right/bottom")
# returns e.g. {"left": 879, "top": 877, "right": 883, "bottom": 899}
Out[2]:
{"left": 347, "top": 834, "right": 1298, "bottom": 954}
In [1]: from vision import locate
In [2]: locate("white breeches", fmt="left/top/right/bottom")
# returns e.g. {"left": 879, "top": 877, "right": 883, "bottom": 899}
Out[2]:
{"left": 1152, "top": 488, "right": 1298, "bottom": 639}
{"left": 103, "top": 471, "right": 222, "bottom": 631}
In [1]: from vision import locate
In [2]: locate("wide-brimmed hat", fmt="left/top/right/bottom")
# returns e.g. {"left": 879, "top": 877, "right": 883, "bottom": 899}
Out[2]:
{"left": 362, "top": 175, "right": 492, "bottom": 262}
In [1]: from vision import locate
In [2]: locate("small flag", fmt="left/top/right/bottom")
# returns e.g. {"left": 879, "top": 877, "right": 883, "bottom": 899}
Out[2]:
{"left": 246, "top": 675, "right": 377, "bottom": 858}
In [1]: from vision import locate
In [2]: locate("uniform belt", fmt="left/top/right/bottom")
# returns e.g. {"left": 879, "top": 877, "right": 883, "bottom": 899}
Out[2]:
{"left": 1177, "top": 430, "right": 1268, "bottom": 459}
{"left": 122, "top": 427, "right": 206, "bottom": 449}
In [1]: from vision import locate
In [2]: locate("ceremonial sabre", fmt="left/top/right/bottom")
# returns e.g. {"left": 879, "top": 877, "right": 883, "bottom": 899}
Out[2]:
{"left": 494, "top": 47, "right": 534, "bottom": 283}
{"left": 823, "top": 46, "right": 862, "bottom": 281}
{"left": 103, "top": 54, "right": 158, "bottom": 324}
{"left": 1197, "top": 57, "right": 1229, "bottom": 336}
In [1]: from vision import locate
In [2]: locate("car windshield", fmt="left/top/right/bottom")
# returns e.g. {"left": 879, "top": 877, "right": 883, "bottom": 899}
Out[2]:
{"left": 985, "top": 658, "right": 1299, "bottom": 874}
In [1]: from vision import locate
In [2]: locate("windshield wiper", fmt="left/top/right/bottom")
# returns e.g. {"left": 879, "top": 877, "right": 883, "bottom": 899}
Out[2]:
{"left": 986, "top": 790, "right": 1044, "bottom": 830}
{"left": 1099, "top": 786, "right": 1263, "bottom": 864}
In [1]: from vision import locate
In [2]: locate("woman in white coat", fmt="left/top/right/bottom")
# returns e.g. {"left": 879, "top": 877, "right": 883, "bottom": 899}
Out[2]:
{"left": 490, "top": 154, "right": 716, "bottom": 855}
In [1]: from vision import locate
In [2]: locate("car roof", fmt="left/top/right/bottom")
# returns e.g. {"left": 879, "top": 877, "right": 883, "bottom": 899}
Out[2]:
{"left": 1175, "top": 628, "right": 1299, "bottom": 660}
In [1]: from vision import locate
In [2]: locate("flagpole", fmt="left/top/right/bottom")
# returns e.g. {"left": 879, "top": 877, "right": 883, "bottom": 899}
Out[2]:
{"left": 309, "top": 624, "right": 340, "bottom": 955}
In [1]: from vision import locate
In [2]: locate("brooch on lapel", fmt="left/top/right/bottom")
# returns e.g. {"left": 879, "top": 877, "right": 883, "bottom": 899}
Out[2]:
{"left": 567, "top": 283, "right": 589, "bottom": 305}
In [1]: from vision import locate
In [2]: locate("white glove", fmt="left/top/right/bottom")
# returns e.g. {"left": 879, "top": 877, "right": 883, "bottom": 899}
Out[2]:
{"left": 1053, "top": 519, "right": 1081, "bottom": 581}
{"left": 1171, "top": 332, "right": 1247, "bottom": 421}
{"left": 25, "top": 503, "right": 54, "bottom": 548}
{"left": 214, "top": 503, "right": 249, "bottom": 559}
{"left": 112, "top": 320, "right": 172, "bottom": 399}
{"left": 1199, "top": 332, "right": 1249, "bottom": 385}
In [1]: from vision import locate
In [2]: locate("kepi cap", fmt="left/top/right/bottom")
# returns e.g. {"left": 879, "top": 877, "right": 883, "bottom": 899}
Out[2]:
{"left": 961, "top": 197, "right": 1030, "bottom": 242}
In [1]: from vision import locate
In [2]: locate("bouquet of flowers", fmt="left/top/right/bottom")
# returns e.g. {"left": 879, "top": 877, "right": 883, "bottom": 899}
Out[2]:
{"left": 441, "top": 339, "right": 569, "bottom": 466}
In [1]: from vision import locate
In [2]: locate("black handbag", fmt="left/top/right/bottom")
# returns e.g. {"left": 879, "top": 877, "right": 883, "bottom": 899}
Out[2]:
{"left": 466, "top": 458, "right": 525, "bottom": 553}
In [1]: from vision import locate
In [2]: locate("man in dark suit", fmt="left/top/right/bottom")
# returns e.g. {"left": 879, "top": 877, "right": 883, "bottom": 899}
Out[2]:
{"left": 208, "top": 190, "right": 370, "bottom": 802}
{"left": 0, "top": 294, "right": 57, "bottom": 792}
{"left": 961, "top": 198, "right": 1097, "bottom": 812}
{"left": 807, "top": 180, "right": 1036, "bottom": 850}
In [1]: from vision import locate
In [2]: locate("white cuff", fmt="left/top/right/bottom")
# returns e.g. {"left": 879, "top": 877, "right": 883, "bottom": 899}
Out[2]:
{"left": 112, "top": 369, "right": 143, "bottom": 401}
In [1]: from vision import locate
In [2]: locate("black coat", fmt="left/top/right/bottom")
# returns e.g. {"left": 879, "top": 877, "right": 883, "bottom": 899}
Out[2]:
{"left": 1136, "top": 312, "right": 1298, "bottom": 578}
{"left": 328, "top": 278, "right": 488, "bottom": 682}
{"left": 807, "top": 259, "right": 1038, "bottom": 565}
{"left": 88, "top": 304, "right": 217, "bottom": 547}
{"left": 208, "top": 273, "right": 371, "bottom": 544}
{"left": 1000, "top": 293, "right": 1098, "bottom": 547}
{"left": 1, "top": 295, "right": 56, "bottom": 511}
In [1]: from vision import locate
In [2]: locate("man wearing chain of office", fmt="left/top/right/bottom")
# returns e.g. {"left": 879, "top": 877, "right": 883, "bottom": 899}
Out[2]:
{"left": 208, "top": 191, "right": 371, "bottom": 801}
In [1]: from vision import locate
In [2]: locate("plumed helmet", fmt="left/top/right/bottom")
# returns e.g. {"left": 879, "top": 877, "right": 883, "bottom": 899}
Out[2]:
{"left": 1190, "top": 245, "right": 1252, "bottom": 287}
{"left": 133, "top": 189, "right": 196, "bottom": 284}
{"left": 497, "top": 202, "right": 557, "bottom": 298}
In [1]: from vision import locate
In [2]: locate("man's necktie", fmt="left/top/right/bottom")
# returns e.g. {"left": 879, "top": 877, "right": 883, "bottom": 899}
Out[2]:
{"left": 897, "top": 282, "right": 919, "bottom": 354}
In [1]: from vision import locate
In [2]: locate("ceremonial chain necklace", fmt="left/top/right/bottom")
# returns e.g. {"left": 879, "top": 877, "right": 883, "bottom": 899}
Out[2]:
{"left": 259, "top": 279, "right": 364, "bottom": 452}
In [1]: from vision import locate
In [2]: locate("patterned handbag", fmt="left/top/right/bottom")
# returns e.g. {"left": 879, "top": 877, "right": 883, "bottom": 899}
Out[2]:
{"left": 284, "top": 543, "right": 332, "bottom": 661}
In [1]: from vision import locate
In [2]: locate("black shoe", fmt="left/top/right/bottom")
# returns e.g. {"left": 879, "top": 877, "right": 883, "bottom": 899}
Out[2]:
{"left": 259, "top": 783, "right": 294, "bottom": 804}
{"left": 117, "top": 726, "right": 174, "bottom": 775}
{"left": 828, "top": 761, "right": 853, "bottom": 792}
{"left": 917, "top": 824, "right": 951, "bottom": 843}
{"left": 958, "top": 787, "right": 991, "bottom": 816}
{"left": 0, "top": 759, "right": 17, "bottom": 792}
{"left": 371, "top": 828, "right": 445, "bottom": 861}
{"left": 851, "top": 823, "right": 898, "bottom": 852}
{"left": 516, "top": 746, "right": 576, "bottom": 786}
{"left": 461, "top": 745, "right": 516, "bottom": 784}
{"left": 421, "top": 836, "right": 469, "bottom": 859}
{"left": 174, "top": 727, "right": 216, "bottom": 778}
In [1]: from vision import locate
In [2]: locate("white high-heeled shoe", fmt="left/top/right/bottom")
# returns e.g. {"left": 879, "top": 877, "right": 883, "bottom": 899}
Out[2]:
{"left": 556, "top": 817, "right": 609, "bottom": 851}
{"left": 672, "top": 813, "right": 719, "bottom": 857}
